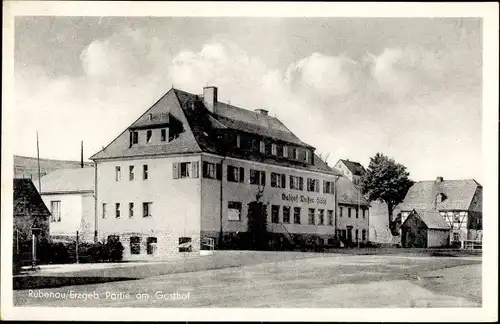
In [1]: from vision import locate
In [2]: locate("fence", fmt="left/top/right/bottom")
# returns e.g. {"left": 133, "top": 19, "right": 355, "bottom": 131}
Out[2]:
{"left": 463, "top": 240, "right": 482, "bottom": 250}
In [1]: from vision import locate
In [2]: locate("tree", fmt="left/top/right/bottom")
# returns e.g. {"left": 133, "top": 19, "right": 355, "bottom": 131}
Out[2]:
{"left": 360, "top": 153, "right": 414, "bottom": 236}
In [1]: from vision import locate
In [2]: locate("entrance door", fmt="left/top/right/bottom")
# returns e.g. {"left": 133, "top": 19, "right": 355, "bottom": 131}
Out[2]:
{"left": 346, "top": 227, "right": 353, "bottom": 244}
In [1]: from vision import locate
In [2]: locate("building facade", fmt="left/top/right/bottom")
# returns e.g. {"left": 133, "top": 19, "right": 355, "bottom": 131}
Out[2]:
{"left": 91, "top": 86, "right": 343, "bottom": 260}
{"left": 39, "top": 168, "right": 96, "bottom": 242}
{"left": 335, "top": 176, "right": 370, "bottom": 246}
{"left": 400, "top": 210, "right": 451, "bottom": 248}
{"left": 13, "top": 178, "right": 51, "bottom": 242}
{"left": 333, "top": 159, "right": 366, "bottom": 187}
{"left": 399, "top": 177, "right": 482, "bottom": 247}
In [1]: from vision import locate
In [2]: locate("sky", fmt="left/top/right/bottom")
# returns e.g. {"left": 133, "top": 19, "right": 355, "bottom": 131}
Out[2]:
{"left": 12, "top": 16, "right": 483, "bottom": 182}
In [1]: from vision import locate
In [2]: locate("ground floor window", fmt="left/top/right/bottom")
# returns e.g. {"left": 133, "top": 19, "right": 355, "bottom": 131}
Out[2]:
{"left": 283, "top": 206, "right": 290, "bottom": 223}
{"left": 179, "top": 237, "right": 192, "bottom": 252}
{"left": 130, "top": 236, "right": 141, "bottom": 254}
{"left": 147, "top": 237, "right": 157, "bottom": 255}
{"left": 453, "top": 232, "right": 460, "bottom": 241}
{"left": 362, "top": 229, "right": 366, "bottom": 241}
{"left": 293, "top": 207, "right": 301, "bottom": 224}
{"left": 271, "top": 205, "right": 280, "bottom": 223}
{"left": 308, "top": 208, "right": 315, "bottom": 225}
{"left": 327, "top": 210, "right": 333, "bottom": 225}
{"left": 355, "top": 229, "right": 359, "bottom": 242}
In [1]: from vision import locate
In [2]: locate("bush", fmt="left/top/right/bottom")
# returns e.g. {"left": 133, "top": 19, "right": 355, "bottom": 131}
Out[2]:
{"left": 105, "top": 237, "right": 124, "bottom": 262}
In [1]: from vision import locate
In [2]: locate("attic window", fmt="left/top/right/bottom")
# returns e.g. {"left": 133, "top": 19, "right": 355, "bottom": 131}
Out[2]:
{"left": 146, "top": 130, "right": 152, "bottom": 143}
{"left": 436, "top": 193, "right": 447, "bottom": 203}
{"left": 131, "top": 131, "right": 139, "bottom": 145}
{"left": 148, "top": 113, "right": 153, "bottom": 121}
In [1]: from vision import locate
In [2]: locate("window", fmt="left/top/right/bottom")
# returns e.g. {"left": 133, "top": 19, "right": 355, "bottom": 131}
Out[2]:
{"left": 339, "top": 206, "right": 343, "bottom": 217}
{"left": 143, "top": 202, "right": 152, "bottom": 218}
{"left": 327, "top": 210, "right": 334, "bottom": 225}
{"left": 146, "top": 130, "right": 152, "bottom": 143}
{"left": 236, "top": 134, "right": 241, "bottom": 148}
{"left": 271, "top": 172, "right": 286, "bottom": 188}
{"left": 173, "top": 161, "right": 198, "bottom": 179}
{"left": 203, "top": 161, "right": 221, "bottom": 180}
{"left": 227, "top": 165, "right": 245, "bottom": 183}
{"left": 290, "top": 175, "right": 304, "bottom": 191}
{"left": 283, "top": 145, "right": 288, "bottom": 157}
{"left": 115, "top": 203, "right": 121, "bottom": 218}
{"left": 143, "top": 165, "right": 148, "bottom": 180}
{"left": 271, "top": 143, "right": 277, "bottom": 155}
{"left": 161, "top": 129, "right": 167, "bottom": 142}
{"left": 147, "top": 237, "right": 157, "bottom": 255}
{"left": 294, "top": 207, "right": 301, "bottom": 224}
{"left": 307, "top": 178, "right": 319, "bottom": 192}
{"left": 308, "top": 208, "right": 316, "bottom": 225}
{"left": 115, "top": 166, "right": 121, "bottom": 181}
{"left": 129, "top": 202, "right": 134, "bottom": 218}
{"left": 283, "top": 206, "right": 291, "bottom": 224}
{"left": 271, "top": 205, "right": 280, "bottom": 223}
{"left": 228, "top": 201, "right": 242, "bottom": 221}
{"left": 179, "top": 237, "right": 192, "bottom": 252}
{"left": 356, "top": 208, "right": 359, "bottom": 219}
{"left": 259, "top": 141, "right": 265, "bottom": 154}
{"left": 129, "top": 165, "right": 135, "bottom": 181}
{"left": 50, "top": 201, "right": 61, "bottom": 222}
{"left": 180, "top": 162, "right": 191, "bottom": 178}
{"left": 363, "top": 209, "right": 367, "bottom": 219}
{"left": 318, "top": 209, "right": 325, "bottom": 225}
{"left": 362, "top": 229, "right": 366, "bottom": 241}
{"left": 348, "top": 208, "right": 351, "bottom": 218}
{"left": 130, "top": 131, "right": 138, "bottom": 145}
{"left": 453, "top": 232, "right": 460, "bottom": 241}
{"left": 323, "top": 180, "right": 334, "bottom": 194}
{"left": 276, "top": 144, "right": 283, "bottom": 157}
{"left": 250, "top": 169, "right": 266, "bottom": 186}
{"left": 130, "top": 236, "right": 141, "bottom": 254}
{"left": 102, "top": 203, "right": 107, "bottom": 219}
{"left": 355, "top": 229, "right": 359, "bottom": 242}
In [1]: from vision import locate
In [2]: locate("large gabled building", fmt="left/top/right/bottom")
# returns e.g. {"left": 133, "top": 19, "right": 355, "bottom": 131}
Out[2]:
{"left": 90, "top": 86, "right": 344, "bottom": 260}
{"left": 398, "top": 177, "right": 482, "bottom": 246}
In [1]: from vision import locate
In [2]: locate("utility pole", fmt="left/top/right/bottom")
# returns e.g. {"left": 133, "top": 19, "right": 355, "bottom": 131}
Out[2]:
{"left": 36, "top": 132, "right": 41, "bottom": 192}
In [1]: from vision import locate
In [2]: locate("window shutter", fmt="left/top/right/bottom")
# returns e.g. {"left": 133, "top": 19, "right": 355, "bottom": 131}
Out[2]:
{"left": 192, "top": 161, "right": 199, "bottom": 178}
{"left": 173, "top": 162, "right": 179, "bottom": 179}
{"left": 239, "top": 167, "right": 244, "bottom": 183}
{"left": 281, "top": 174, "right": 286, "bottom": 188}
{"left": 216, "top": 163, "right": 222, "bottom": 180}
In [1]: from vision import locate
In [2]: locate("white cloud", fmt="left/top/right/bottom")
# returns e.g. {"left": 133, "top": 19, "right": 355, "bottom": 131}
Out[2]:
{"left": 13, "top": 38, "right": 481, "bottom": 182}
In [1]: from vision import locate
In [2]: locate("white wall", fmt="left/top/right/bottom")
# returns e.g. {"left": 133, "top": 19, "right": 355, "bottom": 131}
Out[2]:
{"left": 96, "top": 155, "right": 201, "bottom": 260}
{"left": 42, "top": 193, "right": 82, "bottom": 237}
{"left": 200, "top": 154, "right": 337, "bottom": 238}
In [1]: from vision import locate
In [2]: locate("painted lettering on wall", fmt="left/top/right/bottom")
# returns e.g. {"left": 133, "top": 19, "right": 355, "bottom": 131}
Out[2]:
{"left": 281, "top": 193, "right": 327, "bottom": 205}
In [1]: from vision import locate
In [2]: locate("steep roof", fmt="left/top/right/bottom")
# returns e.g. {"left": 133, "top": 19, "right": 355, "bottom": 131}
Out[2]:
{"left": 38, "top": 168, "right": 95, "bottom": 194}
{"left": 399, "top": 179, "right": 481, "bottom": 211}
{"left": 13, "top": 178, "right": 51, "bottom": 217}
{"left": 403, "top": 209, "right": 451, "bottom": 230}
{"left": 90, "top": 89, "right": 202, "bottom": 160}
{"left": 339, "top": 159, "right": 366, "bottom": 176}
{"left": 336, "top": 175, "right": 369, "bottom": 206}
{"left": 90, "top": 87, "right": 338, "bottom": 175}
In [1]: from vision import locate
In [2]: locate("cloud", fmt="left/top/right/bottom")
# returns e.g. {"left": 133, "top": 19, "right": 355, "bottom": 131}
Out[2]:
{"left": 80, "top": 28, "right": 170, "bottom": 82}
{"left": 13, "top": 36, "right": 482, "bottom": 181}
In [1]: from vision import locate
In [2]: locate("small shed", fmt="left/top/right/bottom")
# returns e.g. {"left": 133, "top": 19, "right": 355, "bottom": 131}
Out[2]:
{"left": 401, "top": 209, "right": 451, "bottom": 248}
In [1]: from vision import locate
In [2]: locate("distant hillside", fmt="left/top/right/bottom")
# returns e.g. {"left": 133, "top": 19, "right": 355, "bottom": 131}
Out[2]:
{"left": 14, "top": 155, "right": 94, "bottom": 181}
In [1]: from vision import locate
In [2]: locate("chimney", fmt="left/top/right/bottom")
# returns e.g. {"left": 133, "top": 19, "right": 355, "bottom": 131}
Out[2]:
{"left": 436, "top": 176, "right": 443, "bottom": 182}
{"left": 203, "top": 86, "right": 218, "bottom": 114}
{"left": 254, "top": 109, "right": 268, "bottom": 116}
